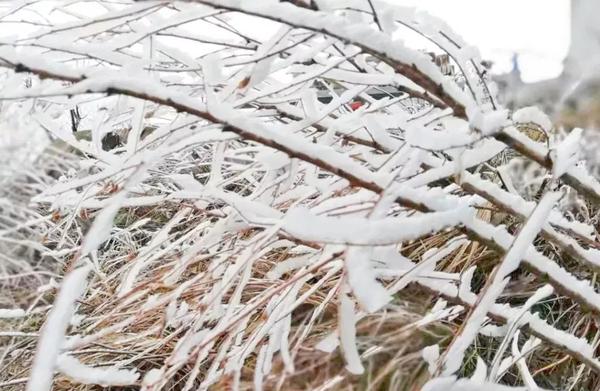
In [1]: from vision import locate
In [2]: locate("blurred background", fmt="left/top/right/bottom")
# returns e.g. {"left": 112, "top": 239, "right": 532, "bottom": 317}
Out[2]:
{"left": 399, "top": 0, "right": 600, "bottom": 128}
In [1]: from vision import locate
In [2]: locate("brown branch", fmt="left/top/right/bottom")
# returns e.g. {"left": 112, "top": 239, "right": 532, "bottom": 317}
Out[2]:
{"left": 6, "top": 48, "right": 600, "bottom": 363}
{"left": 184, "top": 0, "right": 465, "bottom": 116}
{"left": 460, "top": 175, "right": 600, "bottom": 273}
{"left": 414, "top": 281, "right": 600, "bottom": 375}
{"left": 366, "top": 0, "right": 383, "bottom": 32}
{"left": 9, "top": 60, "right": 596, "bottom": 314}
{"left": 180, "top": 0, "right": 600, "bottom": 208}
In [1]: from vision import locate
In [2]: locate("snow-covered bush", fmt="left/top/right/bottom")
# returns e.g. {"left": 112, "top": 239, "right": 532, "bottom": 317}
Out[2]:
{"left": 1, "top": 1, "right": 600, "bottom": 390}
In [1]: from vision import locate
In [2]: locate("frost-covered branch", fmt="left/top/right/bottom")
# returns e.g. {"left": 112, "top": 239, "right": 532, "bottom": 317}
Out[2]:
{"left": 1, "top": 1, "right": 599, "bottom": 390}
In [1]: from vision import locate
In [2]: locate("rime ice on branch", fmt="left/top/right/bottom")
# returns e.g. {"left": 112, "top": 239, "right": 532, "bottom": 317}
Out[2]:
{"left": 0, "top": 1, "right": 598, "bottom": 390}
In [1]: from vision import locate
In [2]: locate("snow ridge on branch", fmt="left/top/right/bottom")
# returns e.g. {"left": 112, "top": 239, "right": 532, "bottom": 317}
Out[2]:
{"left": 0, "top": 1, "right": 598, "bottom": 390}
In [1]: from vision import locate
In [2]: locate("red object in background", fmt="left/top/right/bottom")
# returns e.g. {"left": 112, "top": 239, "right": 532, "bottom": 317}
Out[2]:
{"left": 349, "top": 101, "right": 363, "bottom": 111}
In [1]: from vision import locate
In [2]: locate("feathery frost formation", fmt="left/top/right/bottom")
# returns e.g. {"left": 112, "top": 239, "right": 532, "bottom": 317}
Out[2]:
{"left": 0, "top": 1, "right": 599, "bottom": 390}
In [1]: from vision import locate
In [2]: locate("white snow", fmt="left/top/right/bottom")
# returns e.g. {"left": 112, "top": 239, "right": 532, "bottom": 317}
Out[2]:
{"left": 338, "top": 293, "right": 364, "bottom": 374}
{"left": 315, "top": 333, "right": 340, "bottom": 353}
{"left": 26, "top": 265, "right": 91, "bottom": 391}
{"left": 4, "top": 1, "right": 599, "bottom": 389}
{"left": 0, "top": 308, "right": 25, "bottom": 319}
{"left": 550, "top": 128, "right": 582, "bottom": 178}
{"left": 512, "top": 106, "right": 552, "bottom": 131}
{"left": 80, "top": 191, "right": 128, "bottom": 255}
{"left": 345, "top": 246, "right": 391, "bottom": 312}
{"left": 141, "top": 368, "right": 164, "bottom": 390}
{"left": 422, "top": 344, "right": 440, "bottom": 374}
{"left": 510, "top": 332, "right": 540, "bottom": 389}
{"left": 57, "top": 354, "right": 140, "bottom": 386}
{"left": 489, "top": 284, "right": 554, "bottom": 379}
{"left": 280, "top": 206, "right": 469, "bottom": 246}
{"left": 442, "top": 191, "right": 562, "bottom": 375}
{"left": 467, "top": 107, "right": 510, "bottom": 136}
{"left": 470, "top": 357, "right": 487, "bottom": 383}
{"left": 197, "top": 0, "right": 474, "bottom": 109}
{"left": 423, "top": 376, "right": 528, "bottom": 391}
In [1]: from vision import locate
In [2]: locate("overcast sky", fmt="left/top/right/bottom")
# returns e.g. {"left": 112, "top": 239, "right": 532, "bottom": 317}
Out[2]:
{"left": 396, "top": 0, "right": 571, "bottom": 82}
